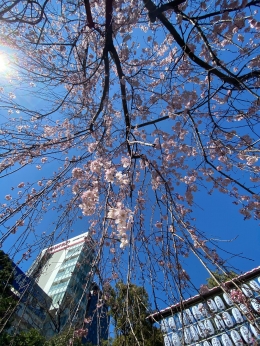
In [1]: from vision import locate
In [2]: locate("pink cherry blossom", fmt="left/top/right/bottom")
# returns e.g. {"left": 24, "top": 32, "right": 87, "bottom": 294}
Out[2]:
{"left": 0, "top": 0, "right": 260, "bottom": 327}
{"left": 79, "top": 189, "right": 99, "bottom": 216}
{"left": 72, "top": 167, "right": 84, "bottom": 179}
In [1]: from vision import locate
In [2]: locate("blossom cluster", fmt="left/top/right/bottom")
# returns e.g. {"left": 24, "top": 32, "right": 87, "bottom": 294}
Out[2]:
{"left": 72, "top": 167, "right": 84, "bottom": 179}
{"left": 79, "top": 188, "right": 99, "bottom": 216}
{"left": 230, "top": 289, "right": 246, "bottom": 304}
{"left": 107, "top": 203, "right": 133, "bottom": 248}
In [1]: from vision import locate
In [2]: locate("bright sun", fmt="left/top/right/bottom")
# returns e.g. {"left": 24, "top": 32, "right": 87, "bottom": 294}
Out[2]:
{"left": 0, "top": 54, "right": 8, "bottom": 72}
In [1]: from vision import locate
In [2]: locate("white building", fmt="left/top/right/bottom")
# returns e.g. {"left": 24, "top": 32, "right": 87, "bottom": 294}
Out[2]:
{"left": 28, "top": 232, "right": 96, "bottom": 336}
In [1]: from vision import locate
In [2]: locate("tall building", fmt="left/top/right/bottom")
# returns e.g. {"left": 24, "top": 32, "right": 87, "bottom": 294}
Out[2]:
{"left": 147, "top": 267, "right": 260, "bottom": 346}
{"left": 28, "top": 232, "right": 96, "bottom": 337}
{"left": 9, "top": 261, "right": 52, "bottom": 334}
{"left": 82, "top": 282, "right": 109, "bottom": 345}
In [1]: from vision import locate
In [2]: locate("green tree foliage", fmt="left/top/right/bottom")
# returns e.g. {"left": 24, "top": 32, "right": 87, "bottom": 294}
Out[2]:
{"left": 44, "top": 329, "right": 84, "bottom": 346}
{"left": 0, "top": 250, "right": 16, "bottom": 332}
{"left": 107, "top": 282, "right": 163, "bottom": 346}
{"left": 206, "top": 270, "right": 237, "bottom": 289}
{"left": 6, "top": 329, "right": 46, "bottom": 346}
{"left": 4, "top": 328, "right": 85, "bottom": 346}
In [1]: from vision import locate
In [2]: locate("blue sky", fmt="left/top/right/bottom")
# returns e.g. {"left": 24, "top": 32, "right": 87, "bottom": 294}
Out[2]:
{"left": 0, "top": 7, "right": 260, "bottom": 314}
{"left": 185, "top": 188, "right": 259, "bottom": 286}
{"left": 2, "top": 153, "right": 258, "bottom": 310}
{"left": 0, "top": 55, "right": 259, "bottom": 290}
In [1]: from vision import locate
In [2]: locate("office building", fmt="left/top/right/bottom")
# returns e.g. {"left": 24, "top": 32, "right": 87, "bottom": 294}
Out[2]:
{"left": 28, "top": 232, "right": 96, "bottom": 337}
{"left": 147, "top": 267, "right": 260, "bottom": 346}
{"left": 9, "top": 261, "right": 52, "bottom": 333}
{"left": 82, "top": 282, "right": 109, "bottom": 345}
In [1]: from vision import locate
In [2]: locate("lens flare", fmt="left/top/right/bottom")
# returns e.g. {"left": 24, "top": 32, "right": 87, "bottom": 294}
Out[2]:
{"left": 0, "top": 53, "right": 8, "bottom": 72}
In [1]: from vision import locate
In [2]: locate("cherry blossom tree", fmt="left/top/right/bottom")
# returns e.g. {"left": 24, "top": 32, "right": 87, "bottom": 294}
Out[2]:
{"left": 0, "top": 0, "right": 260, "bottom": 339}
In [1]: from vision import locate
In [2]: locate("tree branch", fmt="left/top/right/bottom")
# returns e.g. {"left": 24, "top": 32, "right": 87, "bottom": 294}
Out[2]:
{"left": 143, "top": 0, "right": 260, "bottom": 89}
{"left": 83, "top": 0, "right": 95, "bottom": 28}
{"left": 148, "top": 0, "right": 186, "bottom": 21}
{"left": 187, "top": 111, "right": 257, "bottom": 195}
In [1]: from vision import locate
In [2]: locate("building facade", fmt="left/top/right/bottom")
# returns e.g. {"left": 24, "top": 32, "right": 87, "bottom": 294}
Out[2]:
{"left": 28, "top": 232, "right": 96, "bottom": 337}
{"left": 10, "top": 261, "right": 52, "bottom": 334}
{"left": 82, "top": 282, "right": 109, "bottom": 345}
{"left": 148, "top": 267, "right": 260, "bottom": 346}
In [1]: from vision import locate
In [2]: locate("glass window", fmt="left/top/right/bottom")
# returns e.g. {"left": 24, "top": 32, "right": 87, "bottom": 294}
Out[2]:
{"left": 65, "top": 244, "right": 83, "bottom": 258}
{"left": 49, "top": 281, "right": 69, "bottom": 295}
{"left": 54, "top": 271, "right": 71, "bottom": 282}
{"left": 60, "top": 257, "right": 78, "bottom": 269}
{"left": 51, "top": 292, "right": 64, "bottom": 306}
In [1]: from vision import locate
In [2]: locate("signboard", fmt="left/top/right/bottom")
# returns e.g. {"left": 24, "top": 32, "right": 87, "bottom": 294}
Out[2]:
{"left": 47, "top": 234, "right": 90, "bottom": 254}
{"left": 48, "top": 240, "right": 71, "bottom": 254}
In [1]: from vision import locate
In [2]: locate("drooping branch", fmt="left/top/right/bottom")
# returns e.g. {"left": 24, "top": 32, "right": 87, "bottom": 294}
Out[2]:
{"left": 190, "top": 0, "right": 260, "bottom": 21}
{"left": 143, "top": 0, "right": 260, "bottom": 90}
{"left": 1, "top": 0, "right": 260, "bottom": 330}
{"left": 187, "top": 111, "right": 257, "bottom": 196}
{"left": 181, "top": 11, "right": 260, "bottom": 98}
{"left": 0, "top": 0, "right": 21, "bottom": 18}
{"left": 0, "top": 0, "right": 49, "bottom": 24}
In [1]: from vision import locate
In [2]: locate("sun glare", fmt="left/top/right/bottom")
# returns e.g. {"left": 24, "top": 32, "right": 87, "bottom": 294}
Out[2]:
{"left": 0, "top": 54, "right": 8, "bottom": 72}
